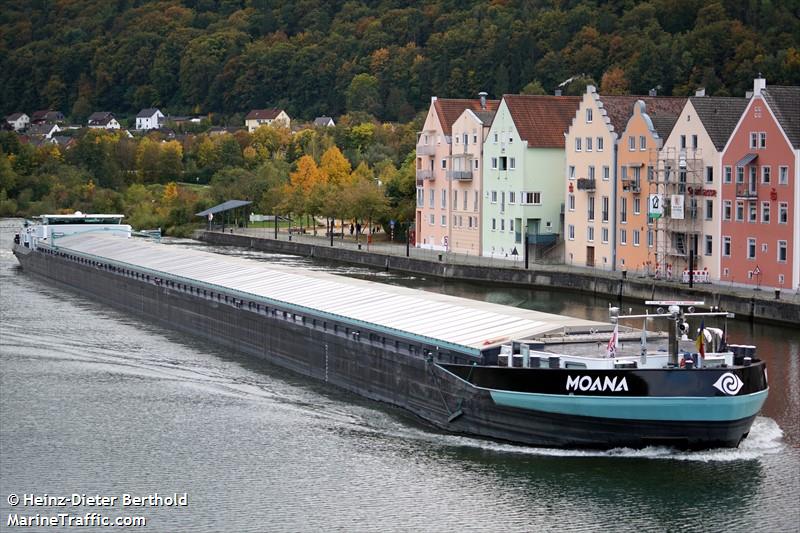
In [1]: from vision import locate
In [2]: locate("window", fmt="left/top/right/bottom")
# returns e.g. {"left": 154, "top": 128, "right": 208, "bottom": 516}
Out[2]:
{"left": 603, "top": 166, "right": 610, "bottom": 181}
{"left": 575, "top": 137, "right": 582, "bottom": 151}
{"left": 762, "top": 166, "right": 771, "bottom": 184}
{"left": 750, "top": 132, "right": 757, "bottom": 149}
{"left": 759, "top": 132, "right": 766, "bottom": 148}
{"left": 499, "top": 156, "right": 508, "bottom": 170}
{"left": 633, "top": 198, "right": 641, "bottom": 215}
{"left": 441, "top": 189, "right": 447, "bottom": 208}
{"left": 500, "top": 191, "right": 505, "bottom": 212}
{"left": 680, "top": 135, "right": 687, "bottom": 149}
{"left": 429, "top": 214, "right": 434, "bottom": 225}
{"left": 474, "top": 159, "right": 479, "bottom": 170}
{"left": 633, "top": 229, "right": 640, "bottom": 246}
{"left": 509, "top": 191, "right": 516, "bottom": 204}
{"left": 736, "top": 166, "right": 744, "bottom": 183}
{"left": 723, "top": 236, "right": 731, "bottom": 256}
{"left": 568, "top": 224, "right": 575, "bottom": 240}
{"left": 441, "top": 215, "right": 446, "bottom": 226}
{"left": 724, "top": 166, "right": 732, "bottom": 183}
{"left": 620, "top": 197, "right": 628, "bottom": 223}
{"left": 639, "top": 136, "right": 646, "bottom": 150}
{"left": 602, "top": 196, "right": 609, "bottom": 222}
{"left": 441, "top": 158, "right": 447, "bottom": 169}
{"left": 568, "top": 194, "right": 575, "bottom": 211}
{"left": 705, "top": 199, "right": 713, "bottom": 221}
{"left": 620, "top": 229, "right": 627, "bottom": 245}
{"left": 621, "top": 166, "right": 628, "bottom": 181}
{"left": 586, "top": 137, "right": 593, "bottom": 151}
{"left": 705, "top": 235, "right": 713, "bottom": 256}
{"left": 778, "top": 240, "right": 788, "bottom": 263}
{"left": 749, "top": 165, "right": 757, "bottom": 186}
{"left": 586, "top": 108, "right": 593, "bottom": 123}
{"left": 491, "top": 190, "right": 497, "bottom": 203}
{"left": 491, "top": 157, "right": 497, "bottom": 170}
{"left": 473, "top": 134, "right": 478, "bottom": 144}
{"left": 474, "top": 191, "right": 479, "bottom": 212}
{"left": 493, "top": 132, "right": 498, "bottom": 143}
{"left": 491, "top": 218, "right": 496, "bottom": 230}
{"left": 705, "top": 166, "right": 713, "bottom": 183}
{"left": 453, "top": 189, "right": 458, "bottom": 208}
{"left": 647, "top": 229, "right": 653, "bottom": 247}
{"left": 416, "top": 188, "right": 424, "bottom": 207}
{"left": 602, "top": 228, "right": 609, "bottom": 243}
{"left": 500, "top": 219, "right": 505, "bottom": 231}
{"left": 779, "top": 202, "right": 788, "bottom": 224}
{"left": 779, "top": 166, "right": 789, "bottom": 185}
{"left": 508, "top": 135, "right": 513, "bottom": 143}
{"left": 747, "top": 238, "right": 756, "bottom": 259}
{"left": 588, "top": 166, "right": 595, "bottom": 180}
{"left": 588, "top": 195, "right": 595, "bottom": 221}
{"left": 628, "top": 137, "right": 635, "bottom": 151}
{"left": 569, "top": 166, "right": 576, "bottom": 180}
{"left": 736, "top": 201, "right": 744, "bottom": 221}
{"left": 749, "top": 203, "right": 757, "bottom": 223}
{"left": 522, "top": 191, "right": 541, "bottom": 205}
{"left": 509, "top": 157, "right": 516, "bottom": 170}
{"left": 587, "top": 226, "right": 594, "bottom": 242}
{"left": 761, "top": 201, "right": 770, "bottom": 223}
{"left": 597, "top": 137, "right": 604, "bottom": 151}
{"left": 691, "top": 135, "right": 698, "bottom": 149}
{"left": 429, "top": 188, "right": 435, "bottom": 208}
{"left": 509, "top": 219, "right": 514, "bottom": 233}
{"left": 723, "top": 200, "right": 731, "bottom": 220}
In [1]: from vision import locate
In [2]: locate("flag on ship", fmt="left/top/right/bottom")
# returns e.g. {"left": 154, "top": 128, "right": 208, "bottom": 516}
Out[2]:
{"left": 695, "top": 319, "right": 706, "bottom": 357}
{"left": 606, "top": 323, "right": 619, "bottom": 358}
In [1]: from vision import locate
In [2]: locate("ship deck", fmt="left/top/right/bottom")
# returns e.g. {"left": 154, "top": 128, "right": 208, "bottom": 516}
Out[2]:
{"left": 49, "top": 234, "right": 610, "bottom": 355}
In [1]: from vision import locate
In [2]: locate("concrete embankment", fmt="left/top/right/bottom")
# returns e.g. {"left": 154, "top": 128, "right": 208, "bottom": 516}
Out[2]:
{"left": 197, "top": 231, "right": 800, "bottom": 326}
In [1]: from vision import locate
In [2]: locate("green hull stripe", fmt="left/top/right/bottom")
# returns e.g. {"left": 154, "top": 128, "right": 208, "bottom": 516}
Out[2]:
{"left": 489, "top": 389, "right": 768, "bottom": 421}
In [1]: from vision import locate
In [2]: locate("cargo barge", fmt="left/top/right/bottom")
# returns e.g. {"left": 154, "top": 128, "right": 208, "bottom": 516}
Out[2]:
{"left": 13, "top": 215, "right": 768, "bottom": 449}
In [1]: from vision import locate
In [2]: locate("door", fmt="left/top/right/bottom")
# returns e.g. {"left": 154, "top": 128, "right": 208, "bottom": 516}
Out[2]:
{"left": 586, "top": 246, "right": 595, "bottom": 267}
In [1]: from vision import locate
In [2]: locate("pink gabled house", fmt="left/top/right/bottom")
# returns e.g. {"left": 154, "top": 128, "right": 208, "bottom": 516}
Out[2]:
{"left": 415, "top": 95, "right": 498, "bottom": 252}
{"left": 720, "top": 78, "right": 800, "bottom": 291}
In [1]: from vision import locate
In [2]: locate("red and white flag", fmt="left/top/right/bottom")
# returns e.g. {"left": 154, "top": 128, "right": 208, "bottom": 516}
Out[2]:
{"left": 606, "top": 323, "right": 619, "bottom": 358}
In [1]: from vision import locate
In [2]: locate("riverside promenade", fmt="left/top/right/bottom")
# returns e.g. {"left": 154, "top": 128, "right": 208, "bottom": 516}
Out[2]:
{"left": 196, "top": 227, "right": 800, "bottom": 325}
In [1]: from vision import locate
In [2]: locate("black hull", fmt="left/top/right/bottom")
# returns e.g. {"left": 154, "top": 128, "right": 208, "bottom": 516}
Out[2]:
{"left": 12, "top": 245, "right": 761, "bottom": 450}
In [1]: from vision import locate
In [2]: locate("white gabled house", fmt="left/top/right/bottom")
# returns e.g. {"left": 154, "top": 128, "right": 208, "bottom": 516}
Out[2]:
{"left": 6, "top": 113, "right": 29, "bottom": 131}
{"left": 245, "top": 108, "right": 290, "bottom": 132}
{"left": 135, "top": 108, "right": 164, "bottom": 130}
{"left": 87, "top": 112, "right": 121, "bottom": 130}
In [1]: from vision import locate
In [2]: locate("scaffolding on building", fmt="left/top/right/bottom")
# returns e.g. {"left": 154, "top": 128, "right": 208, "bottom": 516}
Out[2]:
{"left": 647, "top": 146, "right": 704, "bottom": 281}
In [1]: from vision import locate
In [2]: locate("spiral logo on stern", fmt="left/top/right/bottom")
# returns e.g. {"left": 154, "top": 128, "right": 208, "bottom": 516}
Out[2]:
{"left": 713, "top": 373, "right": 744, "bottom": 395}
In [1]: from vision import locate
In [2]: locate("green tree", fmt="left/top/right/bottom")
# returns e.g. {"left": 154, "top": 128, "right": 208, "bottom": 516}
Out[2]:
{"left": 346, "top": 73, "right": 381, "bottom": 116}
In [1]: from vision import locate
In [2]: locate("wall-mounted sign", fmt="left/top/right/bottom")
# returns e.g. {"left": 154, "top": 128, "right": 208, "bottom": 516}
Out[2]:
{"left": 671, "top": 195, "right": 685, "bottom": 220}
{"left": 648, "top": 194, "right": 663, "bottom": 220}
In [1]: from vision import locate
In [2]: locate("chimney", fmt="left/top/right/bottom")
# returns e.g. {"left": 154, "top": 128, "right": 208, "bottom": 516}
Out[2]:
{"left": 753, "top": 74, "right": 766, "bottom": 96}
{"left": 695, "top": 88, "right": 706, "bottom": 97}
{"left": 555, "top": 89, "right": 562, "bottom": 96}
{"left": 648, "top": 88, "right": 657, "bottom": 96}
{"left": 478, "top": 91, "right": 488, "bottom": 110}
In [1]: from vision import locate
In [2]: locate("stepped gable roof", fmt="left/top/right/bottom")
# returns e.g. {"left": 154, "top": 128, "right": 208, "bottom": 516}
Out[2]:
{"left": 502, "top": 94, "right": 581, "bottom": 148}
{"left": 433, "top": 98, "right": 499, "bottom": 135}
{"left": 599, "top": 96, "right": 686, "bottom": 138}
{"left": 763, "top": 86, "right": 800, "bottom": 149}
{"left": 245, "top": 108, "right": 283, "bottom": 120}
{"left": 136, "top": 108, "right": 161, "bottom": 118}
{"left": 688, "top": 97, "right": 749, "bottom": 151}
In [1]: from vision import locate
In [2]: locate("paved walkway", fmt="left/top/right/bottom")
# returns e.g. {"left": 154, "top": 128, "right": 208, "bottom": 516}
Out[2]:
{"left": 220, "top": 226, "right": 800, "bottom": 304}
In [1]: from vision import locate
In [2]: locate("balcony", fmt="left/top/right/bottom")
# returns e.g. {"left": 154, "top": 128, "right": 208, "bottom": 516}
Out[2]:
{"left": 736, "top": 186, "right": 758, "bottom": 200}
{"left": 416, "top": 144, "right": 436, "bottom": 156}
{"left": 447, "top": 170, "right": 473, "bottom": 181}
{"left": 623, "top": 181, "right": 642, "bottom": 193}
{"left": 576, "top": 178, "right": 596, "bottom": 191}
{"left": 416, "top": 169, "right": 433, "bottom": 181}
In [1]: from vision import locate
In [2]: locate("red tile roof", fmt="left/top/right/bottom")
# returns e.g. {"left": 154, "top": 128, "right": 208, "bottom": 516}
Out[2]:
{"left": 502, "top": 95, "right": 581, "bottom": 148}
{"left": 599, "top": 96, "right": 687, "bottom": 137}
{"left": 245, "top": 108, "right": 284, "bottom": 120}
{"left": 433, "top": 98, "right": 499, "bottom": 135}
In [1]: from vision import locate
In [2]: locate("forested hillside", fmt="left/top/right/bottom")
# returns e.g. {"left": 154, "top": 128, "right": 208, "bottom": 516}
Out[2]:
{"left": 2, "top": 0, "right": 798, "bottom": 122}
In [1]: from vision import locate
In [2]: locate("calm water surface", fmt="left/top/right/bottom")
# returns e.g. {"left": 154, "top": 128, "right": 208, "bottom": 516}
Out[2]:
{"left": 1, "top": 222, "right": 798, "bottom": 532}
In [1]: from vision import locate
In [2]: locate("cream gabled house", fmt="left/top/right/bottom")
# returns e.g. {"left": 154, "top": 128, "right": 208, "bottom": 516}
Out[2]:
{"left": 245, "top": 109, "right": 290, "bottom": 132}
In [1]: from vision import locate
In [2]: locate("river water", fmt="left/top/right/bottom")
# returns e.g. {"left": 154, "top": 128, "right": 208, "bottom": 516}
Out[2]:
{"left": 1, "top": 221, "right": 798, "bottom": 532}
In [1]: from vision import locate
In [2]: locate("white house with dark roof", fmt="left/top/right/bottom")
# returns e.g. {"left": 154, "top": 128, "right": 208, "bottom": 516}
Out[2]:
{"left": 245, "top": 108, "right": 290, "bottom": 132}
{"left": 27, "top": 122, "right": 60, "bottom": 139}
{"left": 31, "top": 110, "right": 65, "bottom": 124}
{"left": 135, "top": 108, "right": 164, "bottom": 130}
{"left": 87, "top": 112, "right": 121, "bottom": 130}
{"left": 6, "top": 113, "right": 29, "bottom": 131}
{"left": 313, "top": 116, "right": 335, "bottom": 127}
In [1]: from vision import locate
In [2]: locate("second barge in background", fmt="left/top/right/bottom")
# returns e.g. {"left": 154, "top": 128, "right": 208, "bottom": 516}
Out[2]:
{"left": 13, "top": 216, "right": 768, "bottom": 449}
